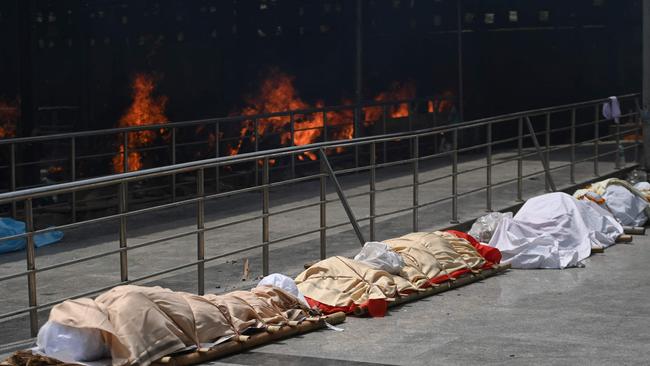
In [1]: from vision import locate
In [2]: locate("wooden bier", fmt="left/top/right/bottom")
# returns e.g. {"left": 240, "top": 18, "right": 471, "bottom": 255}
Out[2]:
{"left": 353, "top": 263, "right": 511, "bottom": 316}
{"left": 616, "top": 234, "right": 633, "bottom": 243}
{"left": 591, "top": 246, "right": 605, "bottom": 254}
{"left": 152, "top": 312, "right": 346, "bottom": 366}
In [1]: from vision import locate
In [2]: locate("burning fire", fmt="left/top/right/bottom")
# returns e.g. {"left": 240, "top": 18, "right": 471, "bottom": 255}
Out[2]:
{"left": 226, "top": 69, "right": 453, "bottom": 161}
{"left": 229, "top": 69, "right": 354, "bottom": 161}
{"left": 0, "top": 99, "right": 19, "bottom": 139}
{"left": 428, "top": 91, "right": 455, "bottom": 114}
{"left": 112, "top": 74, "right": 168, "bottom": 173}
{"left": 363, "top": 81, "right": 416, "bottom": 125}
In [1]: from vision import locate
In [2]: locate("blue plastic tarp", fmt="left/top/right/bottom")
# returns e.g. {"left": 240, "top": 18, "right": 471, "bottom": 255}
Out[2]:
{"left": 0, "top": 217, "right": 64, "bottom": 254}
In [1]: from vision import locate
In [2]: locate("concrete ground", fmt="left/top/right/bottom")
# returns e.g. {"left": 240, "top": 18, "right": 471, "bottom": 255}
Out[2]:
{"left": 0, "top": 142, "right": 646, "bottom": 364}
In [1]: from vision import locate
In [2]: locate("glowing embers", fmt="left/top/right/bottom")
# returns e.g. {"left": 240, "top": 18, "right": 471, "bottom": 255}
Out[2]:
{"left": 112, "top": 74, "right": 168, "bottom": 173}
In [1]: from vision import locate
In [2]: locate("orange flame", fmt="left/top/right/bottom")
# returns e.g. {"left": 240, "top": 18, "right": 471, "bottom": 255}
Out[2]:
{"left": 229, "top": 69, "right": 353, "bottom": 161}
{"left": 364, "top": 81, "right": 416, "bottom": 125}
{"left": 0, "top": 99, "right": 19, "bottom": 139}
{"left": 112, "top": 74, "right": 168, "bottom": 173}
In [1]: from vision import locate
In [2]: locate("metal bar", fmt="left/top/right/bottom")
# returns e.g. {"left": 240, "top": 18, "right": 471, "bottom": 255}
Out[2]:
{"left": 354, "top": 107, "right": 360, "bottom": 170}
{"left": 594, "top": 105, "right": 600, "bottom": 176}
{"left": 290, "top": 113, "right": 296, "bottom": 180}
{"left": 70, "top": 137, "right": 76, "bottom": 222}
{"left": 382, "top": 105, "right": 388, "bottom": 163}
{"left": 123, "top": 131, "right": 129, "bottom": 173}
{"left": 451, "top": 129, "right": 459, "bottom": 223}
{"left": 570, "top": 109, "right": 576, "bottom": 183}
{"left": 10, "top": 143, "right": 16, "bottom": 217}
{"left": 320, "top": 157, "right": 327, "bottom": 260}
{"left": 172, "top": 127, "right": 177, "bottom": 202}
{"left": 196, "top": 168, "right": 205, "bottom": 295}
{"left": 412, "top": 136, "right": 419, "bottom": 231}
{"left": 323, "top": 110, "right": 328, "bottom": 143}
{"left": 215, "top": 122, "right": 220, "bottom": 193}
{"left": 517, "top": 118, "right": 523, "bottom": 201}
{"left": 545, "top": 113, "right": 551, "bottom": 192}
{"left": 317, "top": 148, "right": 365, "bottom": 245}
{"left": 525, "top": 117, "right": 557, "bottom": 191}
{"left": 254, "top": 118, "right": 259, "bottom": 185}
{"left": 615, "top": 117, "right": 622, "bottom": 169}
{"left": 486, "top": 122, "right": 492, "bottom": 211}
{"left": 262, "top": 157, "right": 270, "bottom": 276}
{"left": 118, "top": 182, "right": 128, "bottom": 282}
{"left": 25, "top": 198, "right": 38, "bottom": 337}
{"left": 634, "top": 98, "right": 641, "bottom": 164}
{"left": 369, "top": 142, "right": 376, "bottom": 241}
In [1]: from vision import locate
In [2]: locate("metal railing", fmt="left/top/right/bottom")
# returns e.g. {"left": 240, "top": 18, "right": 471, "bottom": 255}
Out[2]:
{"left": 0, "top": 93, "right": 641, "bottom": 340}
{"left": 0, "top": 94, "right": 455, "bottom": 220}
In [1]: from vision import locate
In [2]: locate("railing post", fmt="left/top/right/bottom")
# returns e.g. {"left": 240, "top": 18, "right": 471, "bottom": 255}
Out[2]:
{"left": 123, "top": 131, "right": 129, "bottom": 173}
{"left": 118, "top": 182, "right": 128, "bottom": 282}
{"left": 382, "top": 105, "right": 388, "bottom": 163}
{"left": 171, "top": 127, "right": 177, "bottom": 202}
{"left": 517, "top": 118, "right": 523, "bottom": 202}
{"left": 486, "top": 122, "right": 492, "bottom": 212}
{"left": 545, "top": 113, "right": 551, "bottom": 192}
{"left": 290, "top": 113, "right": 296, "bottom": 180}
{"left": 570, "top": 109, "right": 576, "bottom": 184}
{"left": 262, "top": 157, "right": 270, "bottom": 276}
{"left": 354, "top": 106, "right": 360, "bottom": 170}
{"left": 412, "top": 136, "right": 419, "bottom": 231}
{"left": 451, "top": 129, "right": 459, "bottom": 223}
{"left": 196, "top": 168, "right": 205, "bottom": 295}
{"left": 636, "top": 101, "right": 642, "bottom": 164}
{"left": 323, "top": 110, "right": 328, "bottom": 143}
{"left": 25, "top": 198, "right": 38, "bottom": 337}
{"left": 319, "top": 155, "right": 327, "bottom": 260}
{"left": 215, "top": 122, "right": 220, "bottom": 193}
{"left": 408, "top": 102, "right": 413, "bottom": 132}
{"left": 70, "top": 137, "right": 76, "bottom": 222}
{"left": 594, "top": 105, "right": 600, "bottom": 177}
{"left": 10, "top": 143, "right": 16, "bottom": 217}
{"left": 615, "top": 116, "right": 622, "bottom": 169}
{"left": 254, "top": 118, "right": 259, "bottom": 185}
{"left": 369, "top": 142, "right": 376, "bottom": 241}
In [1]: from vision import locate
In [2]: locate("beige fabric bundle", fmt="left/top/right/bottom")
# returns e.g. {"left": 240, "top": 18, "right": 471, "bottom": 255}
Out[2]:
{"left": 384, "top": 232, "right": 486, "bottom": 287}
{"left": 295, "top": 256, "right": 403, "bottom": 308}
{"left": 47, "top": 285, "right": 310, "bottom": 366}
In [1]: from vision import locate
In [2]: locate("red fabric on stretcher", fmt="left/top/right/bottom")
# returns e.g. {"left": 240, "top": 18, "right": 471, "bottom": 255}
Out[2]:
{"left": 305, "top": 297, "right": 388, "bottom": 317}
{"left": 445, "top": 230, "right": 502, "bottom": 264}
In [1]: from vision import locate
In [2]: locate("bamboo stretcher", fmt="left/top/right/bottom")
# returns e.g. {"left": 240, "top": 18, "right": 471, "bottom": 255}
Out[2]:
{"left": 591, "top": 233, "right": 635, "bottom": 254}
{"left": 352, "top": 263, "right": 511, "bottom": 316}
{"left": 151, "top": 312, "right": 346, "bottom": 366}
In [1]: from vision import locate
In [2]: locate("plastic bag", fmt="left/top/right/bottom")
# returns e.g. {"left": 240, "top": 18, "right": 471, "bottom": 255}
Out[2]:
{"left": 627, "top": 170, "right": 648, "bottom": 185}
{"left": 36, "top": 321, "right": 109, "bottom": 362}
{"left": 353, "top": 241, "right": 404, "bottom": 274}
{"left": 0, "top": 217, "right": 64, "bottom": 254}
{"left": 634, "top": 181, "right": 650, "bottom": 191}
{"left": 257, "top": 273, "right": 309, "bottom": 306}
{"left": 468, "top": 212, "right": 513, "bottom": 243}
